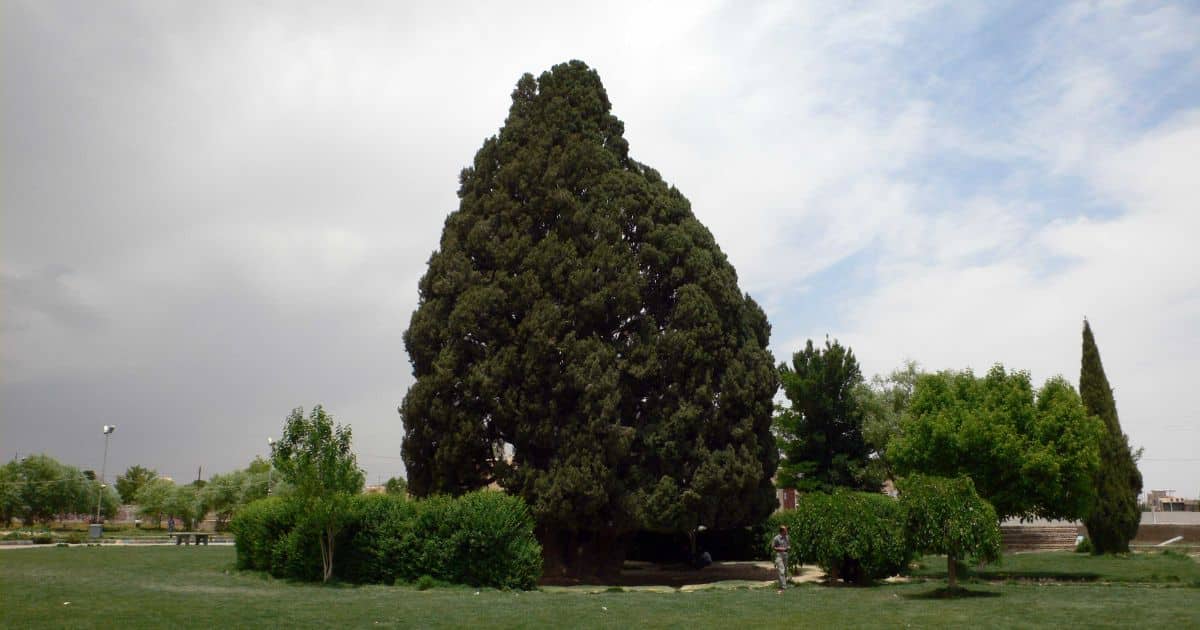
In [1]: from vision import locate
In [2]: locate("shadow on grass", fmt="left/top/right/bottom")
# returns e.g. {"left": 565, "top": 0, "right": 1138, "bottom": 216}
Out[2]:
{"left": 903, "top": 587, "right": 1002, "bottom": 600}
{"left": 920, "top": 569, "right": 1102, "bottom": 583}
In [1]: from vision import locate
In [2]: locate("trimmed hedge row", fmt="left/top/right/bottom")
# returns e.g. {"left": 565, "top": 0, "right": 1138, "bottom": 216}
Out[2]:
{"left": 231, "top": 490, "right": 541, "bottom": 589}
{"left": 768, "top": 490, "right": 912, "bottom": 585}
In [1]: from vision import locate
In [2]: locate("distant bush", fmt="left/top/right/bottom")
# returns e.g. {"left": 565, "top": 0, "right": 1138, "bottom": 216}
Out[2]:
{"left": 32, "top": 533, "right": 54, "bottom": 545}
{"left": 1075, "top": 537, "right": 1093, "bottom": 554}
{"left": 769, "top": 490, "right": 910, "bottom": 585}
{"left": 231, "top": 490, "right": 541, "bottom": 589}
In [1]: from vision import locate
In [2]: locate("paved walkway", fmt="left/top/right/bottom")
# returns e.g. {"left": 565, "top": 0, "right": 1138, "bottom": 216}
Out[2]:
{"left": 541, "top": 561, "right": 826, "bottom": 592}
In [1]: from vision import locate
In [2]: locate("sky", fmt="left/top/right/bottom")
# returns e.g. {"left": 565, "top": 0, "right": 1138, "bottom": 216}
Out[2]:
{"left": 3, "top": 1, "right": 1198, "bottom": 497}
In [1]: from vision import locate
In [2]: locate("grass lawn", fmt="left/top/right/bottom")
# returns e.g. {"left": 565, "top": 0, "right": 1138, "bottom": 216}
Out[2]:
{"left": 1, "top": 547, "right": 1197, "bottom": 629}
{"left": 912, "top": 550, "right": 1200, "bottom": 584}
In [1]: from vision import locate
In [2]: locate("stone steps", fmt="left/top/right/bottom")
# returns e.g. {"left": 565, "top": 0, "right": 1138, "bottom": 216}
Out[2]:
{"left": 1001, "top": 525, "right": 1080, "bottom": 552}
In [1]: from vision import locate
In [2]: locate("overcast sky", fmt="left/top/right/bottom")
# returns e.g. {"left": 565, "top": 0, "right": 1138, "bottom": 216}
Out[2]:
{"left": 3, "top": 1, "right": 1197, "bottom": 497}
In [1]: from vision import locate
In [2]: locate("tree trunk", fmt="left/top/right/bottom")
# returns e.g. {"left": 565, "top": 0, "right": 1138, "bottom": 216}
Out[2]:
{"left": 539, "top": 525, "right": 628, "bottom": 582}
{"left": 320, "top": 528, "right": 335, "bottom": 583}
{"left": 947, "top": 554, "right": 957, "bottom": 590}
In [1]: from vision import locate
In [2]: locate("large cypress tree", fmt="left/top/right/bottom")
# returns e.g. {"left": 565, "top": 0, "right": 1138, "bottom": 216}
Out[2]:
{"left": 1080, "top": 319, "right": 1142, "bottom": 553}
{"left": 400, "top": 61, "right": 778, "bottom": 577}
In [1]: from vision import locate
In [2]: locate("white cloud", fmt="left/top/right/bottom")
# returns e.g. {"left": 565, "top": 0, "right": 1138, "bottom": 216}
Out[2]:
{"left": 3, "top": 1, "right": 1197, "bottom": 494}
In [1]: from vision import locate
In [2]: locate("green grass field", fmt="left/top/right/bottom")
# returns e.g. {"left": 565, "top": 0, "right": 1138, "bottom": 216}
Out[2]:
{"left": 912, "top": 550, "right": 1200, "bottom": 584}
{"left": 2, "top": 547, "right": 1197, "bottom": 629}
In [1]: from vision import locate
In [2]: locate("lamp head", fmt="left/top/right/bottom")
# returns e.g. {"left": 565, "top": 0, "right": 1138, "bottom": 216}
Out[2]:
{"left": 102, "top": 425, "right": 115, "bottom": 435}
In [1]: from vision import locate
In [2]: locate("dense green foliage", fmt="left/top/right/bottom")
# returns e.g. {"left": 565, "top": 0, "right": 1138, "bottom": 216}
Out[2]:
{"left": 134, "top": 478, "right": 204, "bottom": 529}
{"left": 134, "top": 478, "right": 175, "bottom": 526}
{"left": 0, "top": 454, "right": 118, "bottom": 525}
{"left": 855, "top": 361, "right": 923, "bottom": 481}
{"left": 399, "top": 61, "right": 777, "bottom": 575}
{"left": 272, "top": 405, "right": 365, "bottom": 582}
{"left": 383, "top": 476, "right": 408, "bottom": 496}
{"left": 775, "top": 338, "right": 877, "bottom": 492}
{"left": 115, "top": 465, "right": 157, "bottom": 504}
{"left": 202, "top": 470, "right": 269, "bottom": 531}
{"left": 229, "top": 497, "right": 297, "bottom": 571}
{"left": 898, "top": 474, "right": 1001, "bottom": 589}
{"left": 890, "top": 365, "right": 1103, "bottom": 521}
{"left": 231, "top": 491, "right": 542, "bottom": 589}
{"left": 1079, "top": 320, "right": 1142, "bottom": 554}
{"left": 769, "top": 490, "right": 911, "bottom": 584}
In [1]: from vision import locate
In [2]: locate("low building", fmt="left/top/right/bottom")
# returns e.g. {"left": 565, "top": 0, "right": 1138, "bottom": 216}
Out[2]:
{"left": 1147, "top": 490, "right": 1199, "bottom": 512}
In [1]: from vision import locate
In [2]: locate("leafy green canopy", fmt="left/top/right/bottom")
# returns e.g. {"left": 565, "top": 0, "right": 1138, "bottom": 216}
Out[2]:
{"left": 775, "top": 338, "right": 877, "bottom": 492}
{"left": 0, "top": 454, "right": 118, "bottom": 526}
{"left": 855, "top": 361, "right": 923, "bottom": 481}
{"left": 115, "top": 465, "right": 157, "bottom": 504}
{"left": 1079, "top": 320, "right": 1142, "bottom": 553}
{"left": 273, "top": 405, "right": 365, "bottom": 582}
{"left": 899, "top": 474, "right": 1000, "bottom": 590}
{"left": 400, "top": 61, "right": 778, "bottom": 540}
{"left": 891, "top": 365, "right": 1102, "bottom": 521}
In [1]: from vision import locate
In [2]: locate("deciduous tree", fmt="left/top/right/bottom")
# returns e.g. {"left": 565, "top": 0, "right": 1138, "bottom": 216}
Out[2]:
{"left": 273, "top": 405, "right": 365, "bottom": 582}
{"left": 116, "top": 465, "right": 157, "bottom": 504}
{"left": 136, "top": 478, "right": 176, "bottom": 527}
{"left": 899, "top": 474, "right": 1000, "bottom": 591}
{"left": 383, "top": 476, "right": 407, "bottom": 497}
{"left": 891, "top": 366, "right": 1102, "bottom": 521}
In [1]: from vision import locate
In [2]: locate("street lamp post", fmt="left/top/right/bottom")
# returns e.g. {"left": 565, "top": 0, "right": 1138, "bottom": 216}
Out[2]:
{"left": 266, "top": 437, "right": 275, "bottom": 496}
{"left": 93, "top": 425, "right": 115, "bottom": 537}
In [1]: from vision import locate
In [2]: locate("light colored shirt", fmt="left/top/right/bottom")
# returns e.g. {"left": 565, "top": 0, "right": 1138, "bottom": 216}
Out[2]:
{"left": 772, "top": 534, "right": 790, "bottom": 553}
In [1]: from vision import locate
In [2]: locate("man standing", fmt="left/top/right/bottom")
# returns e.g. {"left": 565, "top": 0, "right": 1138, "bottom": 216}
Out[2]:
{"left": 772, "top": 524, "right": 790, "bottom": 593}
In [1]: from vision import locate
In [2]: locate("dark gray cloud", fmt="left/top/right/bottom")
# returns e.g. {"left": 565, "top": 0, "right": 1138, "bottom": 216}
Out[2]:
{"left": 3, "top": 1, "right": 1197, "bottom": 497}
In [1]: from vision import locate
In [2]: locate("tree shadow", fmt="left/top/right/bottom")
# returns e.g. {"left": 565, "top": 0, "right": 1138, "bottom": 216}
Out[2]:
{"left": 921, "top": 568, "right": 1101, "bottom": 583}
{"left": 902, "top": 587, "right": 1002, "bottom": 600}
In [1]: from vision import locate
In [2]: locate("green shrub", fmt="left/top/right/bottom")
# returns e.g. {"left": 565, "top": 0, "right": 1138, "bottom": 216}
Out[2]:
{"left": 344, "top": 491, "right": 540, "bottom": 589}
{"left": 340, "top": 493, "right": 421, "bottom": 584}
{"left": 1075, "top": 537, "right": 1093, "bottom": 553}
{"left": 32, "top": 533, "right": 54, "bottom": 545}
{"left": 769, "top": 490, "right": 910, "bottom": 585}
{"left": 64, "top": 532, "right": 85, "bottom": 545}
{"left": 271, "top": 527, "right": 323, "bottom": 581}
{"left": 232, "top": 490, "right": 541, "bottom": 589}
{"left": 230, "top": 497, "right": 298, "bottom": 571}
{"left": 415, "top": 574, "right": 438, "bottom": 590}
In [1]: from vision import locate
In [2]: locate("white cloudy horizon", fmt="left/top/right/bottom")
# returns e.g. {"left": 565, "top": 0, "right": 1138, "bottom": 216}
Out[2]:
{"left": 3, "top": 1, "right": 1197, "bottom": 497}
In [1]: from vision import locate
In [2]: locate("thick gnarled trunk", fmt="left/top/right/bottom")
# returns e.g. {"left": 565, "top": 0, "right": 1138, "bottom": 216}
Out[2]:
{"left": 539, "top": 526, "right": 628, "bottom": 582}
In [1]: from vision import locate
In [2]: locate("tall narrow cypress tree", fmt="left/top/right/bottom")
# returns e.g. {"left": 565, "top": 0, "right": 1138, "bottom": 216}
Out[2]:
{"left": 1080, "top": 319, "right": 1142, "bottom": 553}
{"left": 400, "top": 61, "right": 778, "bottom": 577}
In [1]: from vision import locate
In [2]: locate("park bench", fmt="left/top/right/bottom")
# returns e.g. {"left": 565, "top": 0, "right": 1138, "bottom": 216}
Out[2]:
{"left": 169, "top": 532, "right": 211, "bottom": 546}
